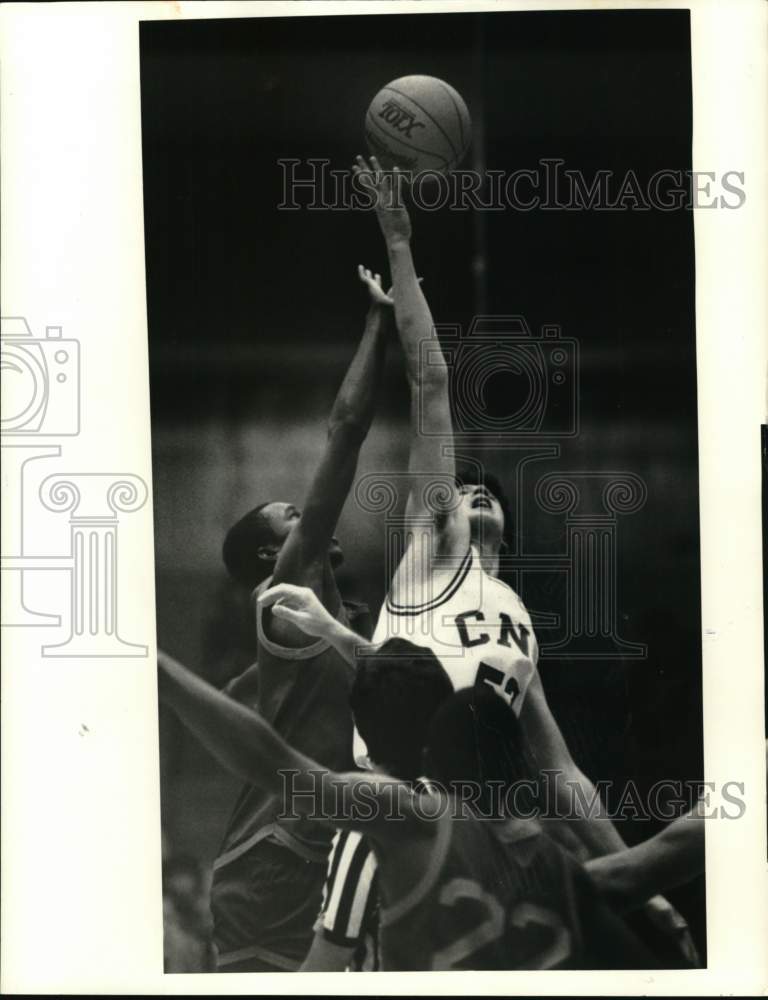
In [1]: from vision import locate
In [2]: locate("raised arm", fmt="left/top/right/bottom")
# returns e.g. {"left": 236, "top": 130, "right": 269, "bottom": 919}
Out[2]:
{"left": 353, "top": 156, "right": 468, "bottom": 597}
{"left": 264, "top": 267, "right": 389, "bottom": 646}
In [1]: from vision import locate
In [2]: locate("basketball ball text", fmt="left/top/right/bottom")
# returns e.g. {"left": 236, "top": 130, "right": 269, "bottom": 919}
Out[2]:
{"left": 378, "top": 98, "right": 426, "bottom": 139}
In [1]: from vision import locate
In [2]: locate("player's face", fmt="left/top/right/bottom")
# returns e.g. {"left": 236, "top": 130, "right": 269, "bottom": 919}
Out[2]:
{"left": 458, "top": 483, "right": 505, "bottom": 547}
{"left": 259, "top": 501, "right": 344, "bottom": 565}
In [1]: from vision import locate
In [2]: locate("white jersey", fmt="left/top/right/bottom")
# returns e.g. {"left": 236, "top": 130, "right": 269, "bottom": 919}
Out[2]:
{"left": 374, "top": 545, "right": 538, "bottom": 714}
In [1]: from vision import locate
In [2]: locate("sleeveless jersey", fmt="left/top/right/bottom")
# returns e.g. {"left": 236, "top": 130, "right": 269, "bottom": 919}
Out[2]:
{"left": 374, "top": 545, "right": 538, "bottom": 713}
{"left": 211, "top": 580, "right": 371, "bottom": 966}
{"left": 379, "top": 803, "right": 654, "bottom": 971}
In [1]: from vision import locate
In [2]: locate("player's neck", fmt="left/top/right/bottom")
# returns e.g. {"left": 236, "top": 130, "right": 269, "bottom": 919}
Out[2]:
{"left": 471, "top": 539, "right": 500, "bottom": 577}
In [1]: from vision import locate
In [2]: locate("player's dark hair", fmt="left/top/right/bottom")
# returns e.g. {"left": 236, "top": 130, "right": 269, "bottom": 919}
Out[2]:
{"left": 222, "top": 501, "right": 278, "bottom": 591}
{"left": 423, "top": 686, "right": 538, "bottom": 816}
{"left": 454, "top": 463, "right": 514, "bottom": 552}
{"left": 350, "top": 638, "right": 454, "bottom": 782}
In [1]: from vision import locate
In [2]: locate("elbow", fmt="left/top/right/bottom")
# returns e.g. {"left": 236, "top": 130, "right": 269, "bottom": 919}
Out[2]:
{"left": 566, "top": 764, "right": 591, "bottom": 787}
{"left": 326, "top": 409, "right": 368, "bottom": 447}
{"left": 407, "top": 361, "right": 449, "bottom": 396}
{"left": 548, "top": 762, "right": 593, "bottom": 803}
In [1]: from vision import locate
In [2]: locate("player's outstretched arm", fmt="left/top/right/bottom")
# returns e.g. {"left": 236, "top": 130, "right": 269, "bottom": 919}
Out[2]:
{"left": 258, "top": 582, "right": 377, "bottom": 667}
{"left": 158, "top": 649, "right": 435, "bottom": 850}
{"left": 264, "top": 267, "right": 389, "bottom": 645}
{"left": 353, "top": 155, "right": 468, "bottom": 591}
{"left": 520, "top": 668, "right": 699, "bottom": 963}
{"left": 521, "top": 670, "right": 630, "bottom": 856}
{"left": 585, "top": 801, "right": 706, "bottom": 911}
{"left": 159, "top": 648, "right": 321, "bottom": 794}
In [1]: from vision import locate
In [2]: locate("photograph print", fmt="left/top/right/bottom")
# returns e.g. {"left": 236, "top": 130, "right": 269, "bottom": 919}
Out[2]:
{"left": 140, "top": 7, "right": 710, "bottom": 975}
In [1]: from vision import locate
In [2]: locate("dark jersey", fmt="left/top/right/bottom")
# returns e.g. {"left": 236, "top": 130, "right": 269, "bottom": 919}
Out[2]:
{"left": 379, "top": 804, "right": 654, "bottom": 971}
{"left": 211, "top": 582, "right": 371, "bottom": 968}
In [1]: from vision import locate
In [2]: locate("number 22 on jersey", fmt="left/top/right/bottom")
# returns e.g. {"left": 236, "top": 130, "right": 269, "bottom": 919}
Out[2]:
{"left": 431, "top": 877, "right": 572, "bottom": 970}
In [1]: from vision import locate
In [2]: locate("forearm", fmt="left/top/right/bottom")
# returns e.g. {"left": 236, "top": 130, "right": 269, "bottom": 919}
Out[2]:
{"left": 387, "top": 241, "right": 455, "bottom": 503}
{"left": 279, "top": 303, "right": 387, "bottom": 576}
{"left": 586, "top": 808, "right": 705, "bottom": 910}
{"left": 323, "top": 617, "right": 378, "bottom": 667}
{"left": 523, "top": 683, "right": 630, "bottom": 858}
{"left": 555, "top": 767, "right": 630, "bottom": 857}
{"left": 327, "top": 305, "right": 387, "bottom": 439}
{"left": 386, "top": 239, "right": 443, "bottom": 384}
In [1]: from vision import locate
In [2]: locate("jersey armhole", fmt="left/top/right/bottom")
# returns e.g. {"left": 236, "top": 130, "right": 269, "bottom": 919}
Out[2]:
{"left": 386, "top": 546, "right": 473, "bottom": 616}
{"left": 252, "top": 577, "right": 333, "bottom": 660}
{"left": 379, "top": 809, "right": 452, "bottom": 928}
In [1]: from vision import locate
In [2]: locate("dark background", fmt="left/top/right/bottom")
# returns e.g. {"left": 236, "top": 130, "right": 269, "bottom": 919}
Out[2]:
{"left": 141, "top": 8, "right": 704, "bottom": 962}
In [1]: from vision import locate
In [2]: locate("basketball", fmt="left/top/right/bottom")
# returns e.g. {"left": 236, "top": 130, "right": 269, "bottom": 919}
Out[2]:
{"left": 365, "top": 75, "right": 472, "bottom": 175}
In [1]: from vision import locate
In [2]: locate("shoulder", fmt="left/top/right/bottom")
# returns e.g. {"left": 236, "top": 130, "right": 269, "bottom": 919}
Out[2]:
{"left": 487, "top": 576, "right": 536, "bottom": 637}
{"left": 254, "top": 576, "right": 333, "bottom": 660}
{"left": 487, "top": 573, "right": 528, "bottom": 609}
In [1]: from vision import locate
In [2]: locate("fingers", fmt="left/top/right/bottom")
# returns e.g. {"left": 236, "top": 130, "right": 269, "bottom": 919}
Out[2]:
{"left": 358, "top": 264, "right": 388, "bottom": 291}
{"left": 353, "top": 154, "right": 375, "bottom": 186}
{"left": 678, "top": 929, "right": 700, "bottom": 965}
{"left": 352, "top": 154, "right": 384, "bottom": 187}
{"left": 683, "top": 933, "right": 701, "bottom": 966}
{"left": 270, "top": 604, "right": 305, "bottom": 624}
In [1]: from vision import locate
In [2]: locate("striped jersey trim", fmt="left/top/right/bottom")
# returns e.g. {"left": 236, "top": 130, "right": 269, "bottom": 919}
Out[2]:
{"left": 386, "top": 547, "right": 472, "bottom": 617}
{"left": 253, "top": 577, "right": 332, "bottom": 660}
{"left": 213, "top": 823, "right": 328, "bottom": 870}
{"left": 216, "top": 941, "right": 300, "bottom": 971}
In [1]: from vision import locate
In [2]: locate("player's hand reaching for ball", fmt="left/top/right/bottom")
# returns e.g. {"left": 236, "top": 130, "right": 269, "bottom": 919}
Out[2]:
{"left": 258, "top": 582, "right": 338, "bottom": 641}
{"left": 353, "top": 154, "right": 412, "bottom": 246}
{"left": 358, "top": 264, "right": 394, "bottom": 307}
